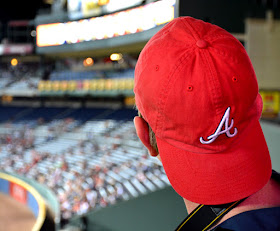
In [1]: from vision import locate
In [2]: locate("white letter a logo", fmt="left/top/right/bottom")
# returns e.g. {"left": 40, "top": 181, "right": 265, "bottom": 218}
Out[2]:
{"left": 200, "top": 107, "right": 238, "bottom": 144}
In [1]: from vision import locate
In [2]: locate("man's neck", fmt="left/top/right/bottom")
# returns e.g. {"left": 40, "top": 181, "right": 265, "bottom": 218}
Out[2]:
{"left": 183, "top": 177, "right": 280, "bottom": 228}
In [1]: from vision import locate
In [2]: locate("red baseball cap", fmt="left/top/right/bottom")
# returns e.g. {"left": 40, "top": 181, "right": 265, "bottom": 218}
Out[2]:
{"left": 134, "top": 17, "right": 272, "bottom": 205}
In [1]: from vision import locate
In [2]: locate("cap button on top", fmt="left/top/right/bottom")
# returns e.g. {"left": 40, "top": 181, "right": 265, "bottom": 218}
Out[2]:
{"left": 196, "top": 39, "right": 208, "bottom": 49}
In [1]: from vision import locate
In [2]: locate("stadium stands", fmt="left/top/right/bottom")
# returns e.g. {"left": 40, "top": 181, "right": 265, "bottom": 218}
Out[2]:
{"left": 0, "top": 105, "right": 170, "bottom": 224}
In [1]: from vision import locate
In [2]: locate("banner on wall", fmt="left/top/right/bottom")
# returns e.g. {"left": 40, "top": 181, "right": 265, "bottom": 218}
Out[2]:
{"left": 0, "top": 44, "right": 33, "bottom": 55}
{"left": 260, "top": 91, "right": 280, "bottom": 117}
{"left": 9, "top": 182, "right": 27, "bottom": 204}
{"left": 4, "top": 44, "right": 33, "bottom": 55}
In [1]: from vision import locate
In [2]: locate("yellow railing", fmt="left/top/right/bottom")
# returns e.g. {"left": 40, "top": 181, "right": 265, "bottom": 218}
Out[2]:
{"left": 38, "top": 78, "right": 134, "bottom": 92}
{"left": 0, "top": 172, "right": 46, "bottom": 231}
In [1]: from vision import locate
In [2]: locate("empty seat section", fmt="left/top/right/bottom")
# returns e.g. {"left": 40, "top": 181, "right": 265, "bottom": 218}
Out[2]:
{"left": 14, "top": 107, "right": 68, "bottom": 121}
{"left": 0, "top": 106, "right": 27, "bottom": 121}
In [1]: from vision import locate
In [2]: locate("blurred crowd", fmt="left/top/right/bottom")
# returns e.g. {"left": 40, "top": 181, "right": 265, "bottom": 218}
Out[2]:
{"left": 0, "top": 118, "right": 167, "bottom": 226}
{"left": 0, "top": 63, "right": 41, "bottom": 89}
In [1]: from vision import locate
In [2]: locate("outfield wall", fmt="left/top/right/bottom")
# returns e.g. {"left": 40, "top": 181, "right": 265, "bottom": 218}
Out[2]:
{"left": 68, "top": 186, "right": 187, "bottom": 231}
{"left": 0, "top": 172, "right": 57, "bottom": 231}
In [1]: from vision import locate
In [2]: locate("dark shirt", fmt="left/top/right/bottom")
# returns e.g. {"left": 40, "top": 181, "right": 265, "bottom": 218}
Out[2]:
{"left": 215, "top": 207, "right": 280, "bottom": 231}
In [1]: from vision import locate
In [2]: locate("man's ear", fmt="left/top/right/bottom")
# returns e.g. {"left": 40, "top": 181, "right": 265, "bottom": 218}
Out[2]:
{"left": 134, "top": 116, "right": 158, "bottom": 157}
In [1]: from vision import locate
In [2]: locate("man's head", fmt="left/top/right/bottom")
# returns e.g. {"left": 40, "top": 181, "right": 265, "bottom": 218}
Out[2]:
{"left": 133, "top": 17, "right": 272, "bottom": 205}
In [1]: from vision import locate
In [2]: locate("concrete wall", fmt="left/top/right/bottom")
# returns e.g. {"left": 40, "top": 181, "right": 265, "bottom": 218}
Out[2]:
{"left": 246, "top": 13, "right": 280, "bottom": 90}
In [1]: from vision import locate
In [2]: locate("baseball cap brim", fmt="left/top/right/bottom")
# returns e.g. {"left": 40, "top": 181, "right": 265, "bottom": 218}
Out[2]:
{"left": 156, "top": 119, "right": 272, "bottom": 205}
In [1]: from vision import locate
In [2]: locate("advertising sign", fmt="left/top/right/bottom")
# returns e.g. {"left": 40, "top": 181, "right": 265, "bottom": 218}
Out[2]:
{"left": 68, "top": 0, "right": 143, "bottom": 20}
{"left": 260, "top": 91, "right": 280, "bottom": 117}
{"left": 9, "top": 182, "right": 27, "bottom": 204}
{"left": 37, "top": 0, "right": 176, "bottom": 47}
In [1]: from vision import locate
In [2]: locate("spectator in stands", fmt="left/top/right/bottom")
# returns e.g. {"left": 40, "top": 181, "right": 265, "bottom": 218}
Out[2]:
{"left": 133, "top": 17, "right": 280, "bottom": 230}
{"left": 0, "top": 110, "right": 168, "bottom": 225}
{"left": 85, "top": 188, "right": 97, "bottom": 208}
{"left": 78, "top": 197, "right": 90, "bottom": 215}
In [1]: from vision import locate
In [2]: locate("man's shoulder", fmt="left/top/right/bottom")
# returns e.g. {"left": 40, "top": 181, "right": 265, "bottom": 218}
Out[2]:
{"left": 215, "top": 206, "right": 280, "bottom": 231}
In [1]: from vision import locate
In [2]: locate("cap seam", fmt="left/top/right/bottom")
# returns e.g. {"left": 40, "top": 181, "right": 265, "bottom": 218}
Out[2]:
{"left": 156, "top": 48, "right": 195, "bottom": 137}
{"left": 205, "top": 33, "right": 234, "bottom": 42}
{"left": 210, "top": 47, "right": 241, "bottom": 64}
{"left": 180, "top": 17, "right": 200, "bottom": 40}
{"left": 201, "top": 49, "right": 224, "bottom": 115}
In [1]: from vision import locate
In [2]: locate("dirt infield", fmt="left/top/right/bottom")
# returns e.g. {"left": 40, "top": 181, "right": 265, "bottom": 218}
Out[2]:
{"left": 0, "top": 193, "right": 36, "bottom": 231}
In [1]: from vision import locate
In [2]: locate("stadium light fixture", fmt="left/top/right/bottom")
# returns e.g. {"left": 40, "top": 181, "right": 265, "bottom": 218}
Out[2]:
{"left": 11, "top": 58, "right": 18, "bottom": 66}
{"left": 83, "top": 57, "right": 94, "bottom": 66}
{"left": 30, "top": 30, "right": 37, "bottom": 37}
{"left": 98, "top": 0, "right": 110, "bottom": 6}
{"left": 110, "top": 53, "right": 122, "bottom": 61}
